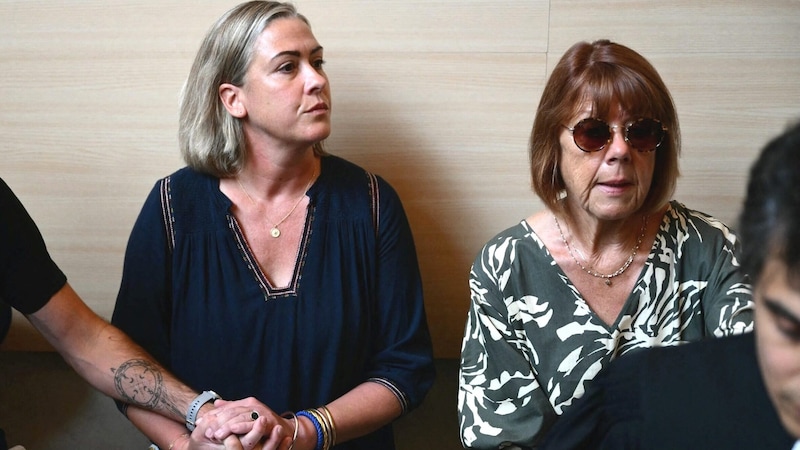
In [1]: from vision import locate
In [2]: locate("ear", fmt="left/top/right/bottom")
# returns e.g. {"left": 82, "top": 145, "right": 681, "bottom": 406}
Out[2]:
{"left": 219, "top": 83, "right": 246, "bottom": 118}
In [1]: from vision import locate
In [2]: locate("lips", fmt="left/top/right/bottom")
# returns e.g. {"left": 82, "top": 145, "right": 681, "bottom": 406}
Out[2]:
{"left": 595, "top": 178, "right": 635, "bottom": 196}
{"left": 598, "top": 178, "right": 632, "bottom": 187}
{"left": 306, "top": 102, "right": 329, "bottom": 113}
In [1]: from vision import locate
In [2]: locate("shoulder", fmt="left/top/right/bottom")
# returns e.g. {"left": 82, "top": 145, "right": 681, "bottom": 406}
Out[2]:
{"left": 477, "top": 221, "right": 540, "bottom": 260}
{"left": 661, "top": 201, "right": 740, "bottom": 257}
{"left": 316, "top": 155, "right": 406, "bottom": 221}
{"left": 0, "top": 177, "right": 13, "bottom": 202}
{"left": 159, "top": 167, "right": 215, "bottom": 193}
{"left": 139, "top": 167, "right": 226, "bottom": 233}
{"left": 665, "top": 200, "right": 736, "bottom": 236}
{"left": 0, "top": 177, "right": 46, "bottom": 242}
{"left": 320, "top": 155, "right": 398, "bottom": 198}
{"left": 0, "top": 178, "right": 24, "bottom": 223}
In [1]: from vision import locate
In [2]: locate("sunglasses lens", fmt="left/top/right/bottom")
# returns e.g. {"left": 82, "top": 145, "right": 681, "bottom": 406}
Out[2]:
{"left": 573, "top": 118, "right": 610, "bottom": 152}
{"left": 627, "top": 118, "right": 666, "bottom": 151}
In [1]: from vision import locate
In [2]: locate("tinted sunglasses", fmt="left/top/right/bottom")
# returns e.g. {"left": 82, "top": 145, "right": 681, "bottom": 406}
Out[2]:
{"left": 566, "top": 117, "right": 667, "bottom": 153}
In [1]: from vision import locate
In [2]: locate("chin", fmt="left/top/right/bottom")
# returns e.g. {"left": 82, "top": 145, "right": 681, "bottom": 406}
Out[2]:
{"left": 777, "top": 402, "right": 800, "bottom": 439}
{"left": 310, "top": 125, "right": 331, "bottom": 141}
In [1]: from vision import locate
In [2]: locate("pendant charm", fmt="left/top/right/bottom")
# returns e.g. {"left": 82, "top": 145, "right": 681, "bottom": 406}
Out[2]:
{"left": 604, "top": 279, "right": 612, "bottom": 286}
{"left": 270, "top": 227, "right": 281, "bottom": 238}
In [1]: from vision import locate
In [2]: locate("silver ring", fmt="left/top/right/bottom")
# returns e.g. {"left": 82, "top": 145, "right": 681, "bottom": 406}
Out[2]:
{"left": 250, "top": 410, "right": 260, "bottom": 421}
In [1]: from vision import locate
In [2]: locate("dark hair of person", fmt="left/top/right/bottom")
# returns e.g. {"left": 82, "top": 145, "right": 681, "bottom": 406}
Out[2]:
{"left": 738, "top": 120, "right": 800, "bottom": 286}
{"left": 529, "top": 39, "right": 681, "bottom": 215}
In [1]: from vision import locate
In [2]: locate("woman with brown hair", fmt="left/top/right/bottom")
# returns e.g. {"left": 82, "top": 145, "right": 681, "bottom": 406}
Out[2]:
{"left": 458, "top": 40, "right": 753, "bottom": 449}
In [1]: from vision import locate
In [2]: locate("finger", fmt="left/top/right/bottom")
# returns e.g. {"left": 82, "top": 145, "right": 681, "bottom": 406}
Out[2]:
{"left": 222, "top": 434, "right": 245, "bottom": 450}
{"left": 277, "top": 436, "right": 293, "bottom": 450}
{"left": 211, "top": 397, "right": 260, "bottom": 411}
{"left": 209, "top": 408, "right": 265, "bottom": 439}
{"left": 258, "top": 424, "right": 284, "bottom": 450}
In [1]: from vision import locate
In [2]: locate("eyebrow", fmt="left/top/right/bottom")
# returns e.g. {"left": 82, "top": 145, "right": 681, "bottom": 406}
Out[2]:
{"left": 272, "top": 46, "right": 324, "bottom": 60}
{"left": 764, "top": 299, "right": 800, "bottom": 327}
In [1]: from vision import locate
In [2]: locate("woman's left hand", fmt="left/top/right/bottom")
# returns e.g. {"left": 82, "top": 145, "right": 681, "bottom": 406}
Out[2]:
{"left": 200, "top": 398, "right": 293, "bottom": 450}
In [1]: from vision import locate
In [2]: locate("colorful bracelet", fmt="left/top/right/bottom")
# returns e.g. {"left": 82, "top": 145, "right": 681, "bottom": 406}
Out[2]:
{"left": 306, "top": 408, "right": 330, "bottom": 450}
{"left": 297, "top": 410, "right": 324, "bottom": 450}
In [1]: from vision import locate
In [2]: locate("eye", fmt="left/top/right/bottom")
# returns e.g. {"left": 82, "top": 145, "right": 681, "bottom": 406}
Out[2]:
{"left": 277, "top": 62, "right": 297, "bottom": 73}
{"left": 312, "top": 58, "right": 326, "bottom": 70}
{"left": 765, "top": 300, "right": 800, "bottom": 342}
{"left": 775, "top": 314, "right": 800, "bottom": 341}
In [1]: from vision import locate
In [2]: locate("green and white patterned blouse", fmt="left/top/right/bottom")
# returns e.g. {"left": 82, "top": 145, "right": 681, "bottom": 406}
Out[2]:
{"left": 458, "top": 201, "right": 753, "bottom": 450}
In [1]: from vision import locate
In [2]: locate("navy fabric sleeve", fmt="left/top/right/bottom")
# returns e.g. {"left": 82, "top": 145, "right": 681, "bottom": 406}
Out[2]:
{"left": 0, "top": 178, "right": 66, "bottom": 314}
{"left": 110, "top": 179, "right": 174, "bottom": 368}
{"left": 366, "top": 175, "right": 435, "bottom": 412}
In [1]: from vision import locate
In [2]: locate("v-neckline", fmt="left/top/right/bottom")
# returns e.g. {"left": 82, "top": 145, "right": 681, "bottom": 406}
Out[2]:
{"left": 228, "top": 206, "right": 315, "bottom": 298}
{"left": 523, "top": 219, "right": 656, "bottom": 332}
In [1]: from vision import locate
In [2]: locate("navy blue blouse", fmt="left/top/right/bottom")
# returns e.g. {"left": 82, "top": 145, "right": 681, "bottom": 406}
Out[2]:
{"left": 111, "top": 156, "right": 435, "bottom": 449}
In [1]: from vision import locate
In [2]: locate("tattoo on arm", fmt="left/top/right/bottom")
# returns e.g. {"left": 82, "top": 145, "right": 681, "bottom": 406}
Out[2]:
{"left": 112, "top": 359, "right": 183, "bottom": 418}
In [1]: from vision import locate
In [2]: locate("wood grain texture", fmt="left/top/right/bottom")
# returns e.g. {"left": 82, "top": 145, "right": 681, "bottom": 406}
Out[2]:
{"left": 1, "top": 0, "right": 798, "bottom": 357}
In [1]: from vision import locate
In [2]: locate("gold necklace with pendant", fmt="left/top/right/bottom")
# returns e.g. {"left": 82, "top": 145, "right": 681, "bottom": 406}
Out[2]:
{"left": 236, "top": 169, "right": 316, "bottom": 238}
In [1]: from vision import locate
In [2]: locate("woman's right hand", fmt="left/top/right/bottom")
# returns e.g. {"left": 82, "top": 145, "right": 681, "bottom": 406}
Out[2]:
{"left": 193, "top": 397, "right": 293, "bottom": 450}
{"left": 176, "top": 419, "right": 285, "bottom": 450}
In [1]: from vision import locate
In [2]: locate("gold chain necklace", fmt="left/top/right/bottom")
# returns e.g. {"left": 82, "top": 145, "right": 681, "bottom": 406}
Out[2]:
{"left": 553, "top": 214, "right": 648, "bottom": 287}
{"left": 236, "top": 169, "right": 316, "bottom": 238}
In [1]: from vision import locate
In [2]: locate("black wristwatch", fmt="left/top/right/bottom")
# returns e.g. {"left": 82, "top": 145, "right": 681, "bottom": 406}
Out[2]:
{"left": 185, "top": 390, "right": 221, "bottom": 431}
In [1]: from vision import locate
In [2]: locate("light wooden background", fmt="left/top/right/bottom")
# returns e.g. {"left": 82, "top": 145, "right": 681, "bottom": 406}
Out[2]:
{"left": 2, "top": 0, "right": 799, "bottom": 358}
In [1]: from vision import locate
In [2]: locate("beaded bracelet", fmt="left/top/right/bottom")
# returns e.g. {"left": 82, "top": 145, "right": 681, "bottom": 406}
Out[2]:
{"left": 297, "top": 410, "right": 324, "bottom": 450}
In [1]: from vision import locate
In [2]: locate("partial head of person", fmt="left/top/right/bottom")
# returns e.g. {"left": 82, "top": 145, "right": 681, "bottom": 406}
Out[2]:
{"left": 529, "top": 39, "right": 681, "bottom": 218}
{"left": 180, "top": 1, "right": 329, "bottom": 178}
{"left": 739, "top": 120, "right": 800, "bottom": 438}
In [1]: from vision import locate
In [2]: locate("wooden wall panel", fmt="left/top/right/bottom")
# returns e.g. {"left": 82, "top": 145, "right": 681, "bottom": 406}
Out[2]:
{"left": 1, "top": 0, "right": 798, "bottom": 358}
{"left": 549, "top": 0, "right": 800, "bottom": 54}
{"left": 297, "top": 0, "right": 548, "bottom": 53}
{"left": 324, "top": 51, "right": 544, "bottom": 355}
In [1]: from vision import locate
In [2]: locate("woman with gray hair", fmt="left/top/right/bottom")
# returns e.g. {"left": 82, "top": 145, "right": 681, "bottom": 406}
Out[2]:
{"left": 111, "top": 2, "right": 434, "bottom": 449}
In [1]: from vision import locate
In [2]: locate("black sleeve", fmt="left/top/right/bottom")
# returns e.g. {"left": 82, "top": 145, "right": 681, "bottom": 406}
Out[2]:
{"left": 540, "top": 351, "right": 647, "bottom": 450}
{"left": 0, "top": 178, "right": 66, "bottom": 314}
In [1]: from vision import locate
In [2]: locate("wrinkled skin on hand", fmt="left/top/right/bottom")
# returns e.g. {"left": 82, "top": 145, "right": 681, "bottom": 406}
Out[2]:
{"left": 192, "top": 397, "right": 293, "bottom": 450}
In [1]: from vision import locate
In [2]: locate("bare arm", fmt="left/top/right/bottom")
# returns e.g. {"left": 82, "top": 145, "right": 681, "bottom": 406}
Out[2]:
{"left": 316, "top": 381, "right": 402, "bottom": 446}
{"left": 26, "top": 282, "right": 198, "bottom": 423}
{"left": 210, "top": 381, "right": 403, "bottom": 450}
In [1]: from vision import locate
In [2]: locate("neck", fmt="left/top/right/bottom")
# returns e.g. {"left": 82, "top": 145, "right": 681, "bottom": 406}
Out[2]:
{"left": 560, "top": 213, "right": 646, "bottom": 256}
{"left": 237, "top": 153, "right": 319, "bottom": 202}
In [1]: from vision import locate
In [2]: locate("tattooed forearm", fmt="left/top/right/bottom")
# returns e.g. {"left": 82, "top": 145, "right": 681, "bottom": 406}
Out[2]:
{"left": 113, "top": 359, "right": 163, "bottom": 409}
{"left": 111, "top": 359, "right": 184, "bottom": 418}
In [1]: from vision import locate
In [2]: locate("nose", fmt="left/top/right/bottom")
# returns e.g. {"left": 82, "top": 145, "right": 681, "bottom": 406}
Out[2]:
{"left": 605, "top": 124, "right": 632, "bottom": 161}
{"left": 304, "top": 64, "right": 328, "bottom": 94}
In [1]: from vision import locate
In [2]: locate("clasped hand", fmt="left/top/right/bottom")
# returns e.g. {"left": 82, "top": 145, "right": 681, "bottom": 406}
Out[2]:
{"left": 189, "top": 398, "right": 293, "bottom": 450}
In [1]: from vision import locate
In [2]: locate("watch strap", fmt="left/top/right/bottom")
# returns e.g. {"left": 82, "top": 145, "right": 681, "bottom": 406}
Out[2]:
{"left": 185, "top": 390, "right": 220, "bottom": 431}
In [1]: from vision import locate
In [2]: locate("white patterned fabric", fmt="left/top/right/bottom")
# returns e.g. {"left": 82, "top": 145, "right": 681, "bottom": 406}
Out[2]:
{"left": 458, "top": 201, "right": 753, "bottom": 449}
